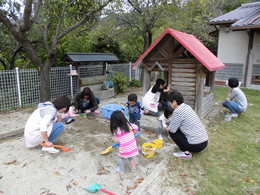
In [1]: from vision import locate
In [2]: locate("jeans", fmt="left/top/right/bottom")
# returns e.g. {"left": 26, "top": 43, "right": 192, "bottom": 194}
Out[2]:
{"left": 129, "top": 115, "right": 141, "bottom": 131}
{"left": 48, "top": 122, "right": 64, "bottom": 142}
{"left": 157, "top": 120, "right": 163, "bottom": 136}
{"left": 79, "top": 97, "right": 100, "bottom": 113}
{"left": 118, "top": 157, "right": 134, "bottom": 172}
{"left": 223, "top": 100, "right": 243, "bottom": 114}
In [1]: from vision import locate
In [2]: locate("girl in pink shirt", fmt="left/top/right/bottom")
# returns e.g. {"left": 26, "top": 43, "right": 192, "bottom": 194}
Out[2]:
{"left": 110, "top": 111, "right": 139, "bottom": 173}
{"left": 61, "top": 102, "right": 79, "bottom": 124}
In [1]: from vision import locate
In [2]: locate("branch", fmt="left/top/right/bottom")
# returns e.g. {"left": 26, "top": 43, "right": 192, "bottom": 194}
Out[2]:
{"left": 0, "top": 58, "right": 8, "bottom": 70}
{"left": 21, "top": 0, "right": 33, "bottom": 32}
{"left": 127, "top": 0, "right": 142, "bottom": 15}
{"left": 54, "top": 0, "right": 113, "bottom": 43}
{"left": 32, "top": 0, "right": 43, "bottom": 23}
{"left": 0, "top": 9, "right": 19, "bottom": 37}
{"left": 54, "top": 0, "right": 76, "bottom": 40}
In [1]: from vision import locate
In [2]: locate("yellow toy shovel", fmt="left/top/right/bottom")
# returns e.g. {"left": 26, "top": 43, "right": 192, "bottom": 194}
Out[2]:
{"left": 100, "top": 133, "right": 140, "bottom": 155}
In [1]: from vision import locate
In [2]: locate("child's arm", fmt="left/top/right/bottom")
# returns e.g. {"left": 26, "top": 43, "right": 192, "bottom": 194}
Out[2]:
{"left": 121, "top": 102, "right": 128, "bottom": 112}
{"left": 68, "top": 107, "right": 79, "bottom": 118}
{"left": 130, "top": 123, "right": 139, "bottom": 132}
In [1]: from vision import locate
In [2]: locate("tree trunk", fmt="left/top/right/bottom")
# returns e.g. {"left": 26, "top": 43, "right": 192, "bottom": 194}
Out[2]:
{"left": 39, "top": 62, "right": 51, "bottom": 102}
{"left": 143, "top": 30, "right": 153, "bottom": 51}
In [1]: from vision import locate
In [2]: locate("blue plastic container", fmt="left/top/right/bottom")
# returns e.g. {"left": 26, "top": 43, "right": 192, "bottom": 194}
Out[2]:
{"left": 101, "top": 104, "right": 123, "bottom": 119}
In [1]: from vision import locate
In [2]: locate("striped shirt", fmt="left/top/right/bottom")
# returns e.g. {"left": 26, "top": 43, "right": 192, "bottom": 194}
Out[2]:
{"left": 114, "top": 123, "right": 139, "bottom": 158}
{"left": 169, "top": 103, "right": 208, "bottom": 144}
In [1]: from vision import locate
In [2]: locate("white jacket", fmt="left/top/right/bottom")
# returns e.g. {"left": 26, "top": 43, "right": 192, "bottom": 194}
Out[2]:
{"left": 24, "top": 102, "right": 57, "bottom": 147}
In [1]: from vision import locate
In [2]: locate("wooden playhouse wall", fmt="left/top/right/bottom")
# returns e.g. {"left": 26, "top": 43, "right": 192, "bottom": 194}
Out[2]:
{"left": 171, "top": 63, "right": 214, "bottom": 118}
{"left": 171, "top": 64, "right": 196, "bottom": 109}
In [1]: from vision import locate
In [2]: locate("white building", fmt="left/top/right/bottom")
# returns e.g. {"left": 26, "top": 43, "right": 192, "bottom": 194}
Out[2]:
{"left": 209, "top": 2, "right": 260, "bottom": 88}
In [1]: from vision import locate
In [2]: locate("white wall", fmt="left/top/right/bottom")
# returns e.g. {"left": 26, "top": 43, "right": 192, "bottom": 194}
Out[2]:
{"left": 217, "top": 27, "right": 249, "bottom": 64}
{"left": 253, "top": 31, "right": 260, "bottom": 64}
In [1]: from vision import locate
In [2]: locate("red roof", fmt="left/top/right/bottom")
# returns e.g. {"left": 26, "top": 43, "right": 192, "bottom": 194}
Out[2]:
{"left": 133, "top": 28, "right": 225, "bottom": 72}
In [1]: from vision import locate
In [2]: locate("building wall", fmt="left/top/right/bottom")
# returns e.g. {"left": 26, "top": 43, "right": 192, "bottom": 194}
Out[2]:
{"left": 217, "top": 27, "right": 249, "bottom": 64}
{"left": 252, "top": 31, "right": 260, "bottom": 65}
{"left": 216, "top": 27, "right": 249, "bottom": 82}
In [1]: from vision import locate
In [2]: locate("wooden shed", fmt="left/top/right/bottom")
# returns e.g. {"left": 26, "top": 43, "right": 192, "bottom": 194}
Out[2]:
{"left": 133, "top": 28, "right": 225, "bottom": 118}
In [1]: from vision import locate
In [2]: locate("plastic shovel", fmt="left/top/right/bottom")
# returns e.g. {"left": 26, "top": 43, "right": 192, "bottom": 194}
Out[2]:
{"left": 100, "top": 133, "right": 140, "bottom": 155}
{"left": 40, "top": 142, "right": 71, "bottom": 152}
{"left": 85, "top": 183, "right": 116, "bottom": 195}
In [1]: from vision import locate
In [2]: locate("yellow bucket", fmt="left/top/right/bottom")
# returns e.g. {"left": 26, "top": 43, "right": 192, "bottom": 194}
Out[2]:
{"left": 153, "top": 139, "right": 163, "bottom": 148}
{"left": 142, "top": 143, "right": 156, "bottom": 158}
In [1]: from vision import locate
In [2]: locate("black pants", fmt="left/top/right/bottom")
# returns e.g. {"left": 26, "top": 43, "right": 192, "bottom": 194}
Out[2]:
{"left": 169, "top": 129, "right": 208, "bottom": 153}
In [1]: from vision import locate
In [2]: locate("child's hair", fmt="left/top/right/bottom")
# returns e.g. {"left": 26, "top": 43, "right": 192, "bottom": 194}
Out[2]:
{"left": 110, "top": 111, "right": 130, "bottom": 134}
{"left": 71, "top": 101, "right": 78, "bottom": 108}
{"left": 128, "top": 93, "right": 137, "bottom": 102}
{"left": 167, "top": 90, "right": 184, "bottom": 105}
{"left": 228, "top": 78, "right": 239, "bottom": 88}
{"left": 52, "top": 96, "right": 71, "bottom": 110}
{"left": 155, "top": 79, "right": 165, "bottom": 87}
{"left": 164, "top": 106, "right": 174, "bottom": 119}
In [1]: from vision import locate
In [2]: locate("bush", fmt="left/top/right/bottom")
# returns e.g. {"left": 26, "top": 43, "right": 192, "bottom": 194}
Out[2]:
{"left": 111, "top": 72, "right": 128, "bottom": 93}
{"left": 128, "top": 80, "right": 142, "bottom": 87}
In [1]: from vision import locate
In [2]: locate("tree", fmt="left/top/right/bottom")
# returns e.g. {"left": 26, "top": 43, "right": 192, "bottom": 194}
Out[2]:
{"left": 0, "top": 0, "right": 113, "bottom": 101}
{"left": 112, "top": 0, "right": 169, "bottom": 52}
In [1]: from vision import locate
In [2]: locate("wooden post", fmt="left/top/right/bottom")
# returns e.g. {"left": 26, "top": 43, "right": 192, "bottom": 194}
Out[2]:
{"left": 195, "top": 64, "right": 205, "bottom": 117}
{"left": 143, "top": 67, "right": 151, "bottom": 94}
{"left": 75, "top": 63, "right": 80, "bottom": 92}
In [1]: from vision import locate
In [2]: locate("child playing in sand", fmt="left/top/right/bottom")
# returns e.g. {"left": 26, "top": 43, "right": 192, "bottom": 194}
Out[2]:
{"left": 223, "top": 77, "right": 248, "bottom": 116}
{"left": 61, "top": 102, "right": 79, "bottom": 124}
{"left": 122, "top": 93, "right": 144, "bottom": 131}
{"left": 110, "top": 111, "right": 139, "bottom": 173}
{"left": 157, "top": 107, "right": 173, "bottom": 140}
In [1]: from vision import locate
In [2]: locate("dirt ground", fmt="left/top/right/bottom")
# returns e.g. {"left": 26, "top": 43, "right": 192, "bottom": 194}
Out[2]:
{"left": 0, "top": 88, "right": 189, "bottom": 195}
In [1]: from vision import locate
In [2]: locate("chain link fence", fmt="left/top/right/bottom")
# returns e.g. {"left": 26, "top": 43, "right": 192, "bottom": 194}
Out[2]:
{"left": 0, "top": 63, "right": 141, "bottom": 111}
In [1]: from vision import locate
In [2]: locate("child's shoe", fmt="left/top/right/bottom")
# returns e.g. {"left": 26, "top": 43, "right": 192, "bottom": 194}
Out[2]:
{"left": 115, "top": 166, "right": 124, "bottom": 174}
{"left": 94, "top": 110, "right": 101, "bottom": 114}
{"left": 173, "top": 151, "right": 192, "bottom": 159}
{"left": 158, "top": 134, "right": 163, "bottom": 140}
{"left": 65, "top": 118, "right": 75, "bottom": 124}
{"left": 42, "top": 147, "right": 60, "bottom": 153}
{"left": 231, "top": 113, "right": 238, "bottom": 117}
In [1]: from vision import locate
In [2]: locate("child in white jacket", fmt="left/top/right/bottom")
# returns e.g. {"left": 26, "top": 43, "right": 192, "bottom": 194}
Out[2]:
{"left": 157, "top": 107, "right": 173, "bottom": 140}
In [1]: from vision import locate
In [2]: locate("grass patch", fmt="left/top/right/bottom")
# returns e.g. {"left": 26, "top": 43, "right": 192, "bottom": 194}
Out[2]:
{"left": 165, "top": 87, "right": 260, "bottom": 194}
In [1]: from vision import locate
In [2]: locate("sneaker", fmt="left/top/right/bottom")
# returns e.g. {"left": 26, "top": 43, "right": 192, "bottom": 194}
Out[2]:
{"left": 158, "top": 135, "right": 163, "bottom": 140}
{"left": 42, "top": 147, "right": 60, "bottom": 153}
{"left": 173, "top": 151, "right": 192, "bottom": 159}
{"left": 115, "top": 166, "right": 124, "bottom": 174}
{"left": 127, "top": 163, "right": 136, "bottom": 172}
{"left": 65, "top": 118, "right": 75, "bottom": 124}
{"left": 94, "top": 110, "right": 101, "bottom": 114}
{"left": 231, "top": 113, "right": 238, "bottom": 117}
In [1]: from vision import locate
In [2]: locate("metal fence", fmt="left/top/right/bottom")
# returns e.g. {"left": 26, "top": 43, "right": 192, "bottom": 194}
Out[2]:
{"left": 0, "top": 63, "right": 141, "bottom": 111}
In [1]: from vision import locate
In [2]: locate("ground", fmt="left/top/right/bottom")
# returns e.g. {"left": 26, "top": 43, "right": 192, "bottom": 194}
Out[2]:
{"left": 0, "top": 87, "right": 259, "bottom": 195}
{"left": 0, "top": 88, "right": 181, "bottom": 195}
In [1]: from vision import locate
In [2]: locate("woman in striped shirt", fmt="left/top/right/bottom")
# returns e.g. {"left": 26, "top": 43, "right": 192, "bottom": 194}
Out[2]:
{"left": 110, "top": 111, "right": 139, "bottom": 173}
{"left": 168, "top": 91, "right": 208, "bottom": 159}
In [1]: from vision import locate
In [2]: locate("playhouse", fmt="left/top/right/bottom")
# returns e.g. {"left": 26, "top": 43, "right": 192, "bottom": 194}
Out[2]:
{"left": 133, "top": 28, "right": 225, "bottom": 118}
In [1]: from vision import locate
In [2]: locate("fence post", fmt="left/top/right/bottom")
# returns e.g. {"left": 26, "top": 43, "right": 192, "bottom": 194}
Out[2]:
{"left": 129, "top": 62, "right": 132, "bottom": 81}
{"left": 15, "top": 67, "right": 22, "bottom": 108}
{"left": 69, "top": 64, "right": 73, "bottom": 98}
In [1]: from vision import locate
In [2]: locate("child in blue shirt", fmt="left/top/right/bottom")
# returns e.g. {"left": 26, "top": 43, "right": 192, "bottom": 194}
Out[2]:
{"left": 122, "top": 94, "right": 144, "bottom": 131}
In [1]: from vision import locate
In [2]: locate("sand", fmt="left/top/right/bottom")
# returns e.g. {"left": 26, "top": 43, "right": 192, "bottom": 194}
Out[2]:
{"left": 0, "top": 89, "right": 184, "bottom": 195}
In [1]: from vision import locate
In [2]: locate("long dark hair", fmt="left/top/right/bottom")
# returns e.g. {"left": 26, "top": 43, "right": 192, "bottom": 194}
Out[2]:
{"left": 110, "top": 111, "right": 130, "bottom": 134}
{"left": 81, "top": 87, "right": 92, "bottom": 98}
